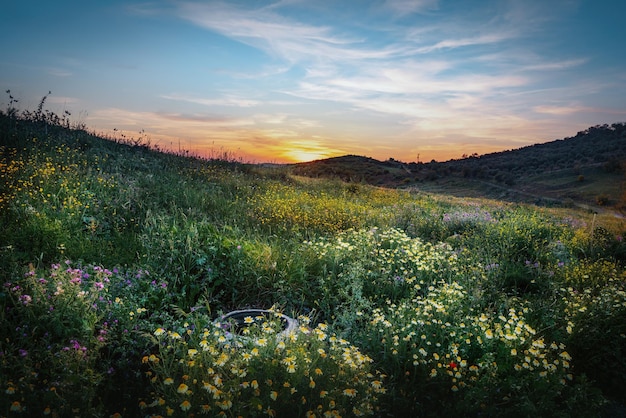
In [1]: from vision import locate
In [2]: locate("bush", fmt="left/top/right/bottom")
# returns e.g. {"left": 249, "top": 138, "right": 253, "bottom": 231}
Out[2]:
{"left": 144, "top": 312, "right": 385, "bottom": 417}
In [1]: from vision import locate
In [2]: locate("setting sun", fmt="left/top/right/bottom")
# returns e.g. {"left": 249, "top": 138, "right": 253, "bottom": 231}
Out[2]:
{"left": 283, "top": 149, "right": 329, "bottom": 163}
{"left": 276, "top": 139, "right": 344, "bottom": 163}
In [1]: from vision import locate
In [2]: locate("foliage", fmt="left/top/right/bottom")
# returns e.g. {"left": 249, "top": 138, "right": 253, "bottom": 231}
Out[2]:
{"left": 0, "top": 262, "right": 155, "bottom": 416}
{"left": 144, "top": 312, "right": 384, "bottom": 417}
{"left": 1, "top": 99, "right": 625, "bottom": 416}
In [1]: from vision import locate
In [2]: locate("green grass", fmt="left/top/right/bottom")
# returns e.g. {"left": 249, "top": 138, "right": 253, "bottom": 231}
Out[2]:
{"left": 1, "top": 110, "right": 626, "bottom": 417}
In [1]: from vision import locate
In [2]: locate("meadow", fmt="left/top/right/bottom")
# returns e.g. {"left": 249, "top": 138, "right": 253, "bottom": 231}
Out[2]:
{"left": 1, "top": 103, "right": 625, "bottom": 417}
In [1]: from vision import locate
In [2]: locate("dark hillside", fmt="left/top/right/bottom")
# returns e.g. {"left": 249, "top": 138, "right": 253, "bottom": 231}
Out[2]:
{"left": 291, "top": 123, "right": 626, "bottom": 212}
{"left": 290, "top": 154, "right": 410, "bottom": 186}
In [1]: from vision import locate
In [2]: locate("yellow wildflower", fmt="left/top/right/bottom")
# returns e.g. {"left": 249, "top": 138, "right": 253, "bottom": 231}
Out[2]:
{"left": 343, "top": 388, "right": 357, "bottom": 397}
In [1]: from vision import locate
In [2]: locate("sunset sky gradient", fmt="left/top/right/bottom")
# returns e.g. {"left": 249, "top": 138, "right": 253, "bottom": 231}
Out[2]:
{"left": 2, "top": 0, "right": 625, "bottom": 162}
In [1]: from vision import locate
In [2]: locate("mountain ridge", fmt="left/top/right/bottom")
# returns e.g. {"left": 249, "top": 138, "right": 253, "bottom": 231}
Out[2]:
{"left": 290, "top": 123, "right": 626, "bottom": 212}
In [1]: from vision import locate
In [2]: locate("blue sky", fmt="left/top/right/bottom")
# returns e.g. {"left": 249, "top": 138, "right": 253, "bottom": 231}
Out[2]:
{"left": 2, "top": 0, "right": 625, "bottom": 162}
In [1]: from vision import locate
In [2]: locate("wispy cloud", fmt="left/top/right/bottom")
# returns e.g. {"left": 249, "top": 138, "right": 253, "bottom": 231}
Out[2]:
{"left": 414, "top": 32, "right": 516, "bottom": 54}
{"left": 161, "top": 93, "right": 260, "bottom": 108}
{"left": 532, "top": 104, "right": 587, "bottom": 115}
{"left": 522, "top": 58, "right": 587, "bottom": 72}
{"left": 175, "top": 1, "right": 400, "bottom": 67}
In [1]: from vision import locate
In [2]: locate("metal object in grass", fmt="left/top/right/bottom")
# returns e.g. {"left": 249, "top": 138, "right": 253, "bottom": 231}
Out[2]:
{"left": 215, "top": 309, "right": 298, "bottom": 340}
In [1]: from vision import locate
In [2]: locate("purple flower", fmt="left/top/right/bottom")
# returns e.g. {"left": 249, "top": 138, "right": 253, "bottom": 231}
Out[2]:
{"left": 18, "top": 349, "right": 28, "bottom": 357}
{"left": 19, "top": 294, "right": 32, "bottom": 305}
{"left": 485, "top": 263, "right": 500, "bottom": 271}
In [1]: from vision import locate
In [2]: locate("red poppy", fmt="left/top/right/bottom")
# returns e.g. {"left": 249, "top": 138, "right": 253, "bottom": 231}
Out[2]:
{"left": 449, "top": 361, "right": 458, "bottom": 369}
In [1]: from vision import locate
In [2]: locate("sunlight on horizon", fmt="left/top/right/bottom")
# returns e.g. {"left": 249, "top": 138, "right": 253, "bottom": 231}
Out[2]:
{"left": 282, "top": 149, "right": 332, "bottom": 163}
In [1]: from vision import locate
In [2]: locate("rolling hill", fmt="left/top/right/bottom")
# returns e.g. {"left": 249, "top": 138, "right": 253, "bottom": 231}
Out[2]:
{"left": 290, "top": 123, "right": 626, "bottom": 212}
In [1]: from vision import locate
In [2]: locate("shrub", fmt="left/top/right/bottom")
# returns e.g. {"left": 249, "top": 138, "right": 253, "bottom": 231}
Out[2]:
{"left": 358, "top": 283, "right": 604, "bottom": 417}
{"left": 144, "top": 312, "right": 385, "bottom": 417}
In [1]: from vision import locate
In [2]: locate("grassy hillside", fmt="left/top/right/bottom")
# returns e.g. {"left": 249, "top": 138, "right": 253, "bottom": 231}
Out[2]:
{"left": 1, "top": 108, "right": 626, "bottom": 417}
{"left": 291, "top": 124, "right": 626, "bottom": 212}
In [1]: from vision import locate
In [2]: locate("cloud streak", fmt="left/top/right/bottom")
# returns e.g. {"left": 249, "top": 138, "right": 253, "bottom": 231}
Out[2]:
{"left": 161, "top": 93, "right": 260, "bottom": 108}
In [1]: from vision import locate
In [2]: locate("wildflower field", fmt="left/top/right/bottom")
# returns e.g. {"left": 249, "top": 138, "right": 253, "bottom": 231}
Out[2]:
{"left": 1, "top": 107, "right": 625, "bottom": 417}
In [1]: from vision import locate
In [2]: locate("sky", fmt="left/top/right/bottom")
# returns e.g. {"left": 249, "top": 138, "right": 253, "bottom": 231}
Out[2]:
{"left": 1, "top": 0, "right": 626, "bottom": 163}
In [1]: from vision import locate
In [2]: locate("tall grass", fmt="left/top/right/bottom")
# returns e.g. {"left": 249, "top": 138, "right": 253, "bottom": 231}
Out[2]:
{"left": 1, "top": 102, "right": 625, "bottom": 417}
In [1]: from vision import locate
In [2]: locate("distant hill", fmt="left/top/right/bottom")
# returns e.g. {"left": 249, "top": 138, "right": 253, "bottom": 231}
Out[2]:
{"left": 290, "top": 155, "right": 410, "bottom": 185}
{"left": 291, "top": 123, "right": 626, "bottom": 212}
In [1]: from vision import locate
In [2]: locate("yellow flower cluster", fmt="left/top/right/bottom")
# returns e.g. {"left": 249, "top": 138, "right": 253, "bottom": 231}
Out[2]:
{"left": 367, "top": 280, "right": 575, "bottom": 396}
{"left": 145, "top": 313, "right": 384, "bottom": 417}
{"left": 248, "top": 182, "right": 366, "bottom": 234}
{"left": 0, "top": 140, "right": 117, "bottom": 218}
